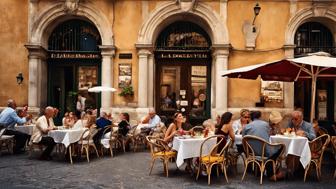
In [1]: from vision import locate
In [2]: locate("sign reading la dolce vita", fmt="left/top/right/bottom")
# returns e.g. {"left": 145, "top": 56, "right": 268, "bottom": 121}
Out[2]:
{"left": 156, "top": 52, "right": 208, "bottom": 59}
{"left": 50, "top": 52, "right": 101, "bottom": 59}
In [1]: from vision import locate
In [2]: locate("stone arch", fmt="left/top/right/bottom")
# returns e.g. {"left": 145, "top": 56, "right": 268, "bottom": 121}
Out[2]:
{"left": 30, "top": 2, "right": 113, "bottom": 47}
{"left": 285, "top": 7, "right": 336, "bottom": 45}
{"left": 137, "top": 1, "right": 229, "bottom": 46}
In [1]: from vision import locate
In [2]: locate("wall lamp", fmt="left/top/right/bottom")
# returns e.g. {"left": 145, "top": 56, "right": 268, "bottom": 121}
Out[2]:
{"left": 16, "top": 73, "right": 24, "bottom": 85}
{"left": 252, "top": 3, "right": 261, "bottom": 32}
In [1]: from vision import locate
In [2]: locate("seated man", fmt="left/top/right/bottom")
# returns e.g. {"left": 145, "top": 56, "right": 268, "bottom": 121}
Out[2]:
{"left": 288, "top": 110, "right": 316, "bottom": 140}
{"left": 30, "top": 106, "right": 56, "bottom": 160}
{"left": 242, "top": 111, "right": 284, "bottom": 181}
{"left": 140, "top": 108, "right": 161, "bottom": 135}
{"left": 96, "top": 112, "right": 112, "bottom": 129}
{"left": 0, "top": 99, "right": 31, "bottom": 153}
{"left": 232, "top": 109, "right": 250, "bottom": 134}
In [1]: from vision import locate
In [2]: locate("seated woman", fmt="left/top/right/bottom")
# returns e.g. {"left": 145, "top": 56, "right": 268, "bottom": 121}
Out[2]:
{"left": 62, "top": 112, "right": 69, "bottom": 126}
{"left": 164, "top": 112, "right": 188, "bottom": 143}
{"left": 215, "top": 112, "right": 235, "bottom": 152}
{"left": 118, "top": 113, "right": 130, "bottom": 137}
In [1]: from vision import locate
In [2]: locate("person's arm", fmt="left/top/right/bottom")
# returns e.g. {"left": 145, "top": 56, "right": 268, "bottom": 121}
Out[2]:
{"left": 10, "top": 111, "right": 27, "bottom": 125}
{"left": 35, "top": 118, "right": 49, "bottom": 134}
{"left": 228, "top": 125, "right": 235, "bottom": 142}
{"left": 305, "top": 124, "right": 316, "bottom": 140}
{"left": 164, "top": 124, "right": 176, "bottom": 142}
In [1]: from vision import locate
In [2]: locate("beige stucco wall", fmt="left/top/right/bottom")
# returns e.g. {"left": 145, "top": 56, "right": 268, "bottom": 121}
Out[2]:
{"left": 0, "top": 0, "right": 28, "bottom": 107}
{"left": 2, "top": 0, "right": 336, "bottom": 112}
{"left": 227, "top": 1, "right": 289, "bottom": 108}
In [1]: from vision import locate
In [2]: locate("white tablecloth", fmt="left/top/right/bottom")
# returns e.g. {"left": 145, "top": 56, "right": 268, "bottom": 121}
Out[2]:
{"left": 48, "top": 129, "right": 86, "bottom": 148}
{"left": 100, "top": 127, "right": 119, "bottom": 149}
{"left": 270, "top": 135, "right": 311, "bottom": 168}
{"left": 172, "top": 136, "right": 217, "bottom": 167}
{"left": 15, "top": 125, "right": 35, "bottom": 135}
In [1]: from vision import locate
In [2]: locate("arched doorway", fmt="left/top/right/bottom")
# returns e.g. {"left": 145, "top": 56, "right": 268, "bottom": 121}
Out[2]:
{"left": 47, "top": 19, "right": 102, "bottom": 124}
{"left": 155, "top": 21, "right": 212, "bottom": 126}
{"left": 294, "top": 22, "right": 335, "bottom": 123}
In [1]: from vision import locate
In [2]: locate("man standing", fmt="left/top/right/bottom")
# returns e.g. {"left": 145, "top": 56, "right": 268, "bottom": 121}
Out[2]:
{"left": 140, "top": 108, "right": 161, "bottom": 134}
{"left": 0, "top": 99, "right": 31, "bottom": 153}
{"left": 30, "top": 106, "right": 56, "bottom": 160}
{"left": 288, "top": 110, "right": 315, "bottom": 140}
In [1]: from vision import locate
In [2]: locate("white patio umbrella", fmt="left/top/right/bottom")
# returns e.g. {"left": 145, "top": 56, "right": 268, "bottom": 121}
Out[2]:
{"left": 88, "top": 86, "right": 117, "bottom": 93}
{"left": 221, "top": 52, "right": 336, "bottom": 122}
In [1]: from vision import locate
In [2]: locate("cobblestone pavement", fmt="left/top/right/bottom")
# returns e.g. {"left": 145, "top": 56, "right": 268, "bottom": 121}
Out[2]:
{"left": 0, "top": 150, "right": 335, "bottom": 189}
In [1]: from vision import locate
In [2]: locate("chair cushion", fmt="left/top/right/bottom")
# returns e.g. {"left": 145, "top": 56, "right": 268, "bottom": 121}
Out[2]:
{"left": 154, "top": 151, "right": 176, "bottom": 157}
{"left": 201, "top": 155, "right": 224, "bottom": 163}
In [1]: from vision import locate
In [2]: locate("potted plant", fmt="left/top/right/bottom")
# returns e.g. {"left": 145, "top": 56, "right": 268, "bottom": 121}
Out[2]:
{"left": 119, "top": 85, "right": 134, "bottom": 101}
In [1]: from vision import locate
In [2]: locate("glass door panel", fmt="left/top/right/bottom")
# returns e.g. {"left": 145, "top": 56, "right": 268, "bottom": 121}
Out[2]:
{"left": 77, "top": 66, "right": 98, "bottom": 110}
{"left": 159, "top": 66, "right": 180, "bottom": 112}
{"left": 190, "top": 66, "right": 207, "bottom": 122}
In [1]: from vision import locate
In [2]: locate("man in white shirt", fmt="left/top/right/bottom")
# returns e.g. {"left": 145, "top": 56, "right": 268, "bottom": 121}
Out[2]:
{"left": 30, "top": 106, "right": 56, "bottom": 160}
{"left": 232, "top": 109, "right": 250, "bottom": 134}
{"left": 140, "top": 108, "right": 161, "bottom": 135}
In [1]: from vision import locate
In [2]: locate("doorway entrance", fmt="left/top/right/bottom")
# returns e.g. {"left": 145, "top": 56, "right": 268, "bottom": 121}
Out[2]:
{"left": 155, "top": 21, "right": 212, "bottom": 126}
{"left": 294, "top": 21, "right": 336, "bottom": 133}
{"left": 47, "top": 19, "right": 102, "bottom": 124}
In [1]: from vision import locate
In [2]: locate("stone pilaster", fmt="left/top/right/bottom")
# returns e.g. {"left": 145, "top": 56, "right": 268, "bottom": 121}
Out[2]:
{"left": 24, "top": 44, "right": 48, "bottom": 112}
{"left": 99, "top": 45, "right": 116, "bottom": 111}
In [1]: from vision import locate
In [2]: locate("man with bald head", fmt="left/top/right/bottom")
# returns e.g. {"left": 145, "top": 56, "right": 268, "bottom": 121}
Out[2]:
{"left": 30, "top": 106, "right": 56, "bottom": 160}
{"left": 140, "top": 108, "right": 161, "bottom": 134}
{"left": 288, "top": 110, "right": 316, "bottom": 140}
{"left": 0, "top": 99, "right": 31, "bottom": 153}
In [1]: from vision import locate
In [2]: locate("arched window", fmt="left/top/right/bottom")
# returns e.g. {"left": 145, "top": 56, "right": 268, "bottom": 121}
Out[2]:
{"left": 294, "top": 22, "right": 334, "bottom": 56}
{"left": 48, "top": 19, "right": 101, "bottom": 52}
{"left": 155, "top": 21, "right": 211, "bottom": 51}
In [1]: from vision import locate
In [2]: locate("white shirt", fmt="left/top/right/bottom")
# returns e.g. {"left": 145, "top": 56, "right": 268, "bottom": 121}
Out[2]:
{"left": 232, "top": 119, "right": 243, "bottom": 134}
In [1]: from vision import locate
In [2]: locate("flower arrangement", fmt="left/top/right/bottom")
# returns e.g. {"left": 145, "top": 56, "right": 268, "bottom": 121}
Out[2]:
{"left": 119, "top": 85, "right": 134, "bottom": 97}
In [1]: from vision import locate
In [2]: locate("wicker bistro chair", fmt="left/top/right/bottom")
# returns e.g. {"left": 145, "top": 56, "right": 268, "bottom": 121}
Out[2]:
{"left": 241, "top": 135, "right": 285, "bottom": 185}
{"left": 78, "top": 128, "right": 100, "bottom": 162}
{"left": 0, "top": 128, "right": 14, "bottom": 155}
{"left": 100, "top": 125, "right": 123, "bottom": 157}
{"left": 146, "top": 136, "right": 177, "bottom": 177}
{"left": 196, "top": 135, "right": 232, "bottom": 185}
{"left": 304, "top": 134, "right": 331, "bottom": 182}
{"left": 331, "top": 136, "right": 336, "bottom": 179}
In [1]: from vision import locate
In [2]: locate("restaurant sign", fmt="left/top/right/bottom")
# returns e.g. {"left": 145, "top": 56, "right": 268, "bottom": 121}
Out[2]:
{"left": 156, "top": 52, "right": 209, "bottom": 59}
{"left": 50, "top": 52, "right": 101, "bottom": 59}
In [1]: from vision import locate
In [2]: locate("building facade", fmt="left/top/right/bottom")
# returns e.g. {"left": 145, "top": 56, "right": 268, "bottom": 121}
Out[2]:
{"left": 1, "top": 0, "right": 336, "bottom": 123}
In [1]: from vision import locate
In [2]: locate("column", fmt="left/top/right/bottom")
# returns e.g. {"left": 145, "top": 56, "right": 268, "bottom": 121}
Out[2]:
{"left": 99, "top": 45, "right": 115, "bottom": 111}
{"left": 137, "top": 49, "right": 150, "bottom": 108}
{"left": 25, "top": 44, "right": 47, "bottom": 112}
{"left": 147, "top": 54, "right": 154, "bottom": 107}
{"left": 212, "top": 45, "right": 230, "bottom": 116}
{"left": 284, "top": 44, "right": 296, "bottom": 110}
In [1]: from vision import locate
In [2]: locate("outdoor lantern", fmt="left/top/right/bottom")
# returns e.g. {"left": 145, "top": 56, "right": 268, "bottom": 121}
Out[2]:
{"left": 252, "top": 3, "right": 261, "bottom": 32}
{"left": 16, "top": 73, "right": 23, "bottom": 85}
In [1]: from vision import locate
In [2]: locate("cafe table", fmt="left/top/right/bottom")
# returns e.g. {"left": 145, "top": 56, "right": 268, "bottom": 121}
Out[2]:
{"left": 48, "top": 128, "right": 86, "bottom": 164}
{"left": 270, "top": 135, "right": 311, "bottom": 168}
{"left": 15, "top": 124, "right": 35, "bottom": 135}
{"left": 172, "top": 135, "right": 217, "bottom": 168}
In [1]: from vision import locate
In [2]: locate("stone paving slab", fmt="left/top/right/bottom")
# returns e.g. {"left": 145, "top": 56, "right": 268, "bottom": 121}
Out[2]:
{"left": 0, "top": 151, "right": 335, "bottom": 189}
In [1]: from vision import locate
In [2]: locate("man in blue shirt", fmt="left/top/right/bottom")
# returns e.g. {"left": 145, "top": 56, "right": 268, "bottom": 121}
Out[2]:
{"left": 0, "top": 99, "right": 31, "bottom": 153}
{"left": 288, "top": 110, "right": 316, "bottom": 140}
{"left": 96, "top": 111, "right": 112, "bottom": 129}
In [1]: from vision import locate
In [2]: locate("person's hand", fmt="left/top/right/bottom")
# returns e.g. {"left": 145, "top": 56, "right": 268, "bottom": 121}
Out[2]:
{"left": 26, "top": 114, "right": 33, "bottom": 121}
{"left": 296, "top": 130, "right": 305, "bottom": 137}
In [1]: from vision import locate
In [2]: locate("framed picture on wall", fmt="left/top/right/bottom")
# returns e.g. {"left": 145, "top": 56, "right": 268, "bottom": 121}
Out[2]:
{"left": 118, "top": 64, "right": 132, "bottom": 88}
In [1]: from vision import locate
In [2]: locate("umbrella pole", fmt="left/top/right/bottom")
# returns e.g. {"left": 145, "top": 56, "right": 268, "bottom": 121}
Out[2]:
{"left": 310, "top": 76, "right": 317, "bottom": 123}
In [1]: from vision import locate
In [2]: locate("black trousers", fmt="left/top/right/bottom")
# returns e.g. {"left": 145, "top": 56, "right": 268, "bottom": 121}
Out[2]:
{"left": 265, "top": 146, "right": 284, "bottom": 177}
{"left": 39, "top": 136, "right": 56, "bottom": 157}
{"left": 4, "top": 130, "right": 29, "bottom": 152}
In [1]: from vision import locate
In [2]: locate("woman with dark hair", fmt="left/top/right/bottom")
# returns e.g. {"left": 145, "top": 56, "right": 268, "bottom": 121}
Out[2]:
{"left": 118, "top": 112, "right": 130, "bottom": 136}
{"left": 215, "top": 112, "right": 235, "bottom": 151}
